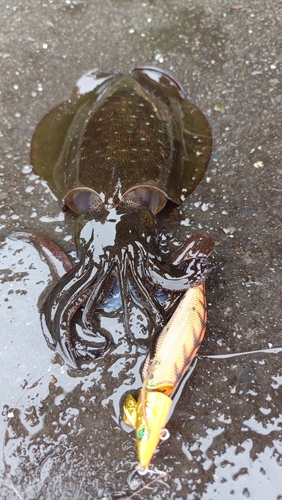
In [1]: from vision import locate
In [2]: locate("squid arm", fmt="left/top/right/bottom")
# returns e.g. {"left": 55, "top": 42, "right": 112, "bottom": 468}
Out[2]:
{"left": 144, "top": 232, "right": 215, "bottom": 292}
{"left": 41, "top": 259, "right": 108, "bottom": 367}
{"left": 10, "top": 231, "right": 73, "bottom": 279}
{"left": 145, "top": 256, "right": 214, "bottom": 291}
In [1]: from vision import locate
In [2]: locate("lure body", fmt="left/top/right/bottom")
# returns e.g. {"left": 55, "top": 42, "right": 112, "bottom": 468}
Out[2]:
{"left": 144, "top": 282, "right": 207, "bottom": 396}
{"left": 123, "top": 282, "right": 207, "bottom": 470}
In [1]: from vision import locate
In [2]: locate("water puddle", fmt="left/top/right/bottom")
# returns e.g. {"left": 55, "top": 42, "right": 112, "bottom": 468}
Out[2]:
{"left": 1, "top": 236, "right": 282, "bottom": 498}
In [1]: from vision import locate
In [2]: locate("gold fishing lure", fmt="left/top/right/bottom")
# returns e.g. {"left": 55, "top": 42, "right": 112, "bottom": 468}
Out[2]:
{"left": 123, "top": 282, "right": 207, "bottom": 470}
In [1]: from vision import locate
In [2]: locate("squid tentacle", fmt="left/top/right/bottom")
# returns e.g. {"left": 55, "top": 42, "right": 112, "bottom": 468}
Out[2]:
{"left": 144, "top": 256, "right": 214, "bottom": 292}
{"left": 10, "top": 231, "right": 73, "bottom": 280}
{"left": 166, "top": 233, "right": 214, "bottom": 266}
{"left": 69, "top": 335, "right": 110, "bottom": 367}
{"left": 82, "top": 259, "right": 115, "bottom": 324}
{"left": 118, "top": 251, "right": 133, "bottom": 342}
{"left": 81, "top": 260, "right": 117, "bottom": 345}
{"left": 127, "top": 256, "right": 167, "bottom": 330}
{"left": 41, "top": 259, "right": 104, "bottom": 365}
{"left": 60, "top": 264, "right": 116, "bottom": 364}
{"left": 129, "top": 241, "right": 180, "bottom": 316}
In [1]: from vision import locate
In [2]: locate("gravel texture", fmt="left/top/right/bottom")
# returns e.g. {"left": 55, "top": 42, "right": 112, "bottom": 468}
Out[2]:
{"left": 0, "top": 1, "right": 282, "bottom": 498}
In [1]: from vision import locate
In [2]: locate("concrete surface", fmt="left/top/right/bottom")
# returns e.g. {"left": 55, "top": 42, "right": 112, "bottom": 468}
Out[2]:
{"left": 0, "top": 0, "right": 282, "bottom": 498}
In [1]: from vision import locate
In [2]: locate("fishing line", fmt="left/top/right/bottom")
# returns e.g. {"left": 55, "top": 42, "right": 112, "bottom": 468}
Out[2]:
{"left": 200, "top": 345, "right": 282, "bottom": 360}
{"left": 125, "top": 468, "right": 167, "bottom": 499}
{"left": 8, "top": 483, "right": 24, "bottom": 500}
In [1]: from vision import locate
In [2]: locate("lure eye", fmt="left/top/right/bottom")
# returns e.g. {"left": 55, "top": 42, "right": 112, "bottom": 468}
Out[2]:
{"left": 137, "top": 426, "right": 150, "bottom": 442}
{"left": 160, "top": 428, "right": 170, "bottom": 441}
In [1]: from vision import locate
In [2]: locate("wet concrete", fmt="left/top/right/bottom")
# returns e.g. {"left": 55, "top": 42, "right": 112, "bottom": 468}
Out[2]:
{"left": 0, "top": 0, "right": 282, "bottom": 498}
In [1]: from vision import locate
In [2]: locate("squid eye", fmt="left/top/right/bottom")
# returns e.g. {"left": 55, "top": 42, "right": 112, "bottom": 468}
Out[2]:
{"left": 121, "top": 185, "right": 167, "bottom": 214}
{"left": 63, "top": 188, "right": 103, "bottom": 213}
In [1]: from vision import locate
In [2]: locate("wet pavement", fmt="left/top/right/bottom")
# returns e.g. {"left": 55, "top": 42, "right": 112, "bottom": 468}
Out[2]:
{"left": 0, "top": 0, "right": 282, "bottom": 498}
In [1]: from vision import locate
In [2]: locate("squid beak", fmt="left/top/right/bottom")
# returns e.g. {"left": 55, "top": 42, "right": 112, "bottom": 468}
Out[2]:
{"left": 123, "top": 389, "right": 172, "bottom": 470}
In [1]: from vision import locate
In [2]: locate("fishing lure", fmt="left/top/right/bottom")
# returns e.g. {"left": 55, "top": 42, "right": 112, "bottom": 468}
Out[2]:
{"left": 123, "top": 281, "right": 208, "bottom": 471}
